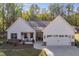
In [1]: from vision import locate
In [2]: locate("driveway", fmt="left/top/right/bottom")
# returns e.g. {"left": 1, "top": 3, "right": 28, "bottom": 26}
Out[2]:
{"left": 47, "top": 46, "right": 79, "bottom": 56}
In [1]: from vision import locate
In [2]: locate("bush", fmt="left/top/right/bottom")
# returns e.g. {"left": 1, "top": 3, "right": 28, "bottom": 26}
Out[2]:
{"left": 39, "top": 50, "right": 48, "bottom": 56}
{"left": 75, "top": 40, "right": 79, "bottom": 48}
{"left": 0, "top": 41, "right": 3, "bottom": 45}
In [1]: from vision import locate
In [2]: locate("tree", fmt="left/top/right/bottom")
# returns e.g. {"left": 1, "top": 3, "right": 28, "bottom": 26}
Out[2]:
{"left": 0, "top": 4, "right": 6, "bottom": 32}
{"left": 22, "top": 11, "right": 30, "bottom": 21}
{"left": 75, "top": 6, "right": 79, "bottom": 26}
{"left": 66, "top": 4, "right": 74, "bottom": 16}
{"left": 4, "top": 3, "right": 23, "bottom": 28}
{"left": 0, "top": 3, "right": 24, "bottom": 31}
{"left": 48, "top": 3, "right": 64, "bottom": 19}
{"left": 77, "top": 7, "right": 79, "bottom": 13}
{"left": 0, "top": 3, "right": 24, "bottom": 39}
{"left": 29, "top": 4, "right": 40, "bottom": 20}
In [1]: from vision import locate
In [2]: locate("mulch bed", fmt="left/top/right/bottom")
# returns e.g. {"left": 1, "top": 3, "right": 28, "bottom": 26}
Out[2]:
{"left": 0, "top": 43, "right": 33, "bottom": 49}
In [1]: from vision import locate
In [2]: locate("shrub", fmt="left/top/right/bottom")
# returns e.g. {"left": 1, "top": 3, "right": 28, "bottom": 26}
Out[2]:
{"left": 39, "top": 50, "right": 48, "bottom": 56}
{"left": 0, "top": 41, "right": 3, "bottom": 46}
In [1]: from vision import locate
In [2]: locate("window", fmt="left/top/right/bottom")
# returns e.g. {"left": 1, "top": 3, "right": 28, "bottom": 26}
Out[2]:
{"left": 11, "top": 33, "right": 17, "bottom": 39}
{"left": 53, "top": 35, "right": 58, "bottom": 37}
{"left": 59, "top": 35, "right": 64, "bottom": 37}
{"left": 30, "top": 33, "right": 33, "bottom": 38}
{"left": 21, "top": 33, "right": 27, "bottom": 38}
{"left": 47, "top": 35, "right": 52, "bottom": 38}
{"left": 24, "top": 33, "right": 27, "bottom": 38}
{"left": 68, "top": 35, "right": 71, "bottom": 38}
{"left": 65, "top": 35, "right": 68, "bottom": 37}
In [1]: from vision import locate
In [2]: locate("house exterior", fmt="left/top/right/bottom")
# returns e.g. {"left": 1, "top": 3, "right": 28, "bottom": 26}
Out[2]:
{"left": 6, "top": 15, "right": 75, "bottom": 47}
{"left": 6, "top": 17, "right": 36, "bottom": 44}
{"left": 43, "top": 15, "right": 75, "bottom": 46}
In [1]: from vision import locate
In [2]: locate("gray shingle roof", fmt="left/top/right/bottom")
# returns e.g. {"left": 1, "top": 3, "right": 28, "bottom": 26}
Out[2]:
{"left": 27, "top": 21, "right": 50, "bottom": 31}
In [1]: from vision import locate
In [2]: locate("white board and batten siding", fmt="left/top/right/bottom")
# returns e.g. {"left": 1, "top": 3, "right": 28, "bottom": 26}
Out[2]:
{"left": 43, "top": 15, "right": 75, "bottom": 46}
{"left": 6, "top": 17, "right": 36, "bottom": 41}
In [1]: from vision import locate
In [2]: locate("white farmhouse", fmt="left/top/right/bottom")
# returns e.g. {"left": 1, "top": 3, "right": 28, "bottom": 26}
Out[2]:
{"left": 43, "top": 15, "right": 75, "bottom": 46}
{"left": 6, "top": 17, "right": 36, "bottom": 44}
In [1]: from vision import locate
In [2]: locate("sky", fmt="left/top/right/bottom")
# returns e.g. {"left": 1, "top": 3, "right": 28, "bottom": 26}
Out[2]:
{"left": 22, "top": 3, "right": 79, "bottom": 12}
{"left": 22, "top": 3, "right": 49, "bottom": 11}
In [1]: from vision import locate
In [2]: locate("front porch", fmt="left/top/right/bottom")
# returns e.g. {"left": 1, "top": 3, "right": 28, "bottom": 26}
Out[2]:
{"left": 6, "top": 39, "right": 33, "bottom": 48}
{"left": 21, "top": 32, "right": 35, "bottom": 43}
{"left": 6, "top": 32, "right": 36, "bottom": 48}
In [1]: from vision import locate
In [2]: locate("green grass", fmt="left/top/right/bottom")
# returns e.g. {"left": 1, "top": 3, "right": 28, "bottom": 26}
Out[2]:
{"left": 0, "top": 39, "right": 5, "bottom": 46}
{"left": 0, "top": 39, "right": 47, "bottom": 56}
{"left": 0, "top": 49, "right": 41, "bottom": 56}
{"left": 0, "top": 38, "right": 42, "bottom": 56}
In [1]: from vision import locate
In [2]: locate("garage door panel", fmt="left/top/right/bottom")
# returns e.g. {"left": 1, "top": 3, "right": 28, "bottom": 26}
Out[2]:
{"left": 46, "top": 37, "right": 71, "bottom": 46}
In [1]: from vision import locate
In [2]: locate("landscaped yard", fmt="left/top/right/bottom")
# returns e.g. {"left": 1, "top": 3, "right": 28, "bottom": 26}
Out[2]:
{"left": 0, "top": 39, "right": 48, "bottom": 56}
{"left": 0, "top": 39, "right": 40, "bottom": 56}
{"left": 0, "top": 33, "right": 79, "bottom": 56}
{"left": 0, "top": 40, "right": 41, "bottom": 56}
{"left": 0, "top": 49, "right": 42, "bottom": 56}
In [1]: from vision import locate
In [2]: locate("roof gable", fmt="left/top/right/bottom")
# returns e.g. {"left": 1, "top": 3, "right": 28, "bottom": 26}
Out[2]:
{"left": 43, "top": 15, "right": 74, "bottom": 34}
{"left": 6, "top": 17, "right": 35, "bottom": 32}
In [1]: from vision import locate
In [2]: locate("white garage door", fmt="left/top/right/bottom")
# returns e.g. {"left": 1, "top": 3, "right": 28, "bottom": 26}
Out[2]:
{"left": 46, "top": 36, "right": 72, "bottom": 46}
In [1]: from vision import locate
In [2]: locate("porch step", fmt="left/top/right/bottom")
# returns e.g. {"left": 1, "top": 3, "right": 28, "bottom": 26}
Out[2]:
{"left": 25, "top": 42, "right": 33, "bottom": 44}
{"left": 19, "top": 42, "right": 33, "bottom": 44}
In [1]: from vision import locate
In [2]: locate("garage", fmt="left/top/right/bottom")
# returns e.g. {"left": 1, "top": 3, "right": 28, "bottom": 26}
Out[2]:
{"left": 45, "top": 35, "right": 73, "bottom": 46}
{"left": 43, "top": 15, "right": 75, "bottom": 46}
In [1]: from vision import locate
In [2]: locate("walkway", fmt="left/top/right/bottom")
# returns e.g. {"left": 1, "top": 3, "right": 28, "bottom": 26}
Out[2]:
{"left": 34, "top": 41, "right": 46, "bottom": 49}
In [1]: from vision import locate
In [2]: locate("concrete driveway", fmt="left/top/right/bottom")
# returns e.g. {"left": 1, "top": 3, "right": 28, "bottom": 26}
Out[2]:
{"left": 47, "top": 46, "right": 79, "bottom": 56}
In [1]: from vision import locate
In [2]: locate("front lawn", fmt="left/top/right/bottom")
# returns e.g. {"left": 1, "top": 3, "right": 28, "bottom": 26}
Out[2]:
{"left": 0, "top": 38, "right": 6, "bottom": 46}
{"left": 0, "top": 38, "right": 47, "bottom": 56}
{"left": 0, "top": 48, "right": 41, "bottom": 56}
{"left": 0, "top": 38, "right": 42, "bottom": 56}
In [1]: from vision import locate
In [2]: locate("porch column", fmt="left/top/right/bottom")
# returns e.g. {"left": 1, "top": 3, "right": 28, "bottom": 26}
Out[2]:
{"left": 33, "top": 32, "right": 36, "bottom": 43}
{"left": 7, "top": 32, "right": 10, "bottom": 39}
{"left": 27, "top": 33, "right": 30, "bottom": 41}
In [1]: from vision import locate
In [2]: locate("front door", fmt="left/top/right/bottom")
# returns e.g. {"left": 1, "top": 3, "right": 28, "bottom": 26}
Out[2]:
{"left": 36, "top": 32, "right": 43, "bottom": 41}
